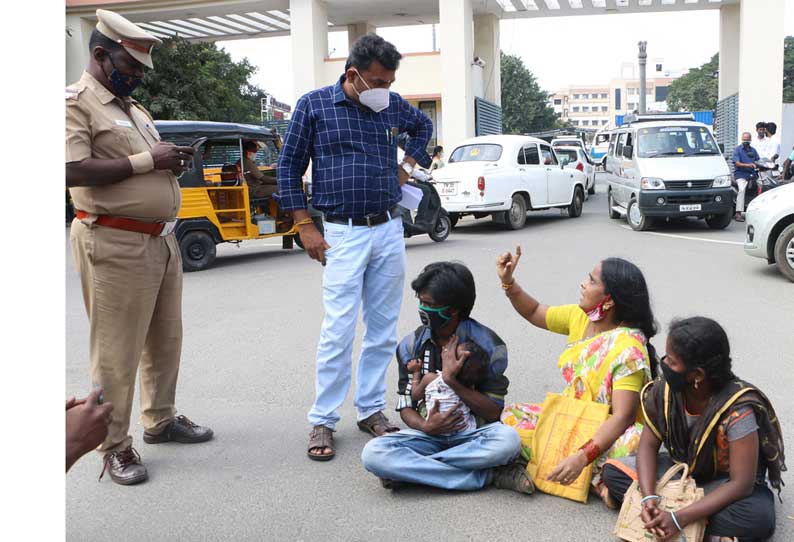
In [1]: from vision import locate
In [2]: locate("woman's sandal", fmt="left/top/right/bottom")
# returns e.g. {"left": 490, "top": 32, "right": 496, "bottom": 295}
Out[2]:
{"left": 307, "top": 425, "right": 335, "bottom": 461}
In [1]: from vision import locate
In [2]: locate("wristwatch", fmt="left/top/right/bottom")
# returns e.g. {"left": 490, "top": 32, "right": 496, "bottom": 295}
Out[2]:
{"left": 400, "top": 161, "right": 414, "bottom": 176}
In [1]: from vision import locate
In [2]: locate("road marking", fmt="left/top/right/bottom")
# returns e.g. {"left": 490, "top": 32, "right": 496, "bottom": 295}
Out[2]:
{"left": 619, "top": 225, "right": 744, "bottom": 246}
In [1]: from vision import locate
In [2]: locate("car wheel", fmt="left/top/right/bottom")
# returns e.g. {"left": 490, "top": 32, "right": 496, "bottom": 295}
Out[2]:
{"left": 607, "top": 189, "right": 621, "bottom": 219}
{"left": 179, "top": 230, "right": 217, "bottom": 272}
{"left": 503, "top": 194, "right": 527, "bottom": 230}
{"left": 705, "top": 212, "right": 732, "bottom": 230}
{"left": 566, "top": 187, "right": 584, "bottom": 218}
{"left": 429, "top": 212, "right": 451, "bottom": 242}
{"left": 774, "top": 223, "right": 794, "bottom": 282}
{"left": 626, "top": 197, "right": 651, "bottom": 231}
{"left": 448, "top": 212, "right": 459, "bottom": 228}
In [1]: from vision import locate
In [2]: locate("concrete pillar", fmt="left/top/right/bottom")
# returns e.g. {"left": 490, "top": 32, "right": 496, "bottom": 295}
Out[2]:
{"left": 439, "top": 0, "right": 474, "bottom": 153}
{"left": 347, "top": 22, "right": 376, "bottom": 49}
{"left": 473, "top": 14, "right": 500, "bottom": 106}
{"left": 718, "top": 4, "right": 740, "bottom": 99}
{"left": 736, "top": 0, "right": 785, "bottom": 133}
{"left": 65, "top": 14, "right": 95, "bottom": 85}
{"left": 290, "top": 0, "right": 329, "bottom": 101}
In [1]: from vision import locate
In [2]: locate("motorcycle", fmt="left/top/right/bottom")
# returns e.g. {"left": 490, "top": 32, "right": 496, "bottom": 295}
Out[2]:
{"left": 398, "top": 171, "right": 451, "bottom": 243}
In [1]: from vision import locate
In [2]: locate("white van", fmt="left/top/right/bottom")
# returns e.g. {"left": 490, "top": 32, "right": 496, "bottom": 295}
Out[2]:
{"left": 433, "top": 135, "right": 587, "bottom": 230}
{"left": 603, "top": 113, "right": 733, "bottom": 231}
{"left": 590, "top": 128, "right": 612, "bottom": 168}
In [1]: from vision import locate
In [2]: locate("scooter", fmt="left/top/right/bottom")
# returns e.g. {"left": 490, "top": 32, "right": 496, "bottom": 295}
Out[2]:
{"left": 398, "top": 175, "right": 452, "bottom": 243}
{"left": 754, "top": 158, "right": 782, "bottom": 193}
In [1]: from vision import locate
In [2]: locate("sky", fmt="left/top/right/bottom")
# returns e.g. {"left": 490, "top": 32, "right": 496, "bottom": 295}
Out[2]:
{"left": 218, "top": 7, "right": 794, "bottom": 106}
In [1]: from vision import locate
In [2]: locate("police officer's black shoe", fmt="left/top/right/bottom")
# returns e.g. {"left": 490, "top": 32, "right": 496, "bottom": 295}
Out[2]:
{"left": 99, "top": 446, "right": 148, "bottom": 485}
{"left": 143, "top": 415, "right": 214, "bottom": 444}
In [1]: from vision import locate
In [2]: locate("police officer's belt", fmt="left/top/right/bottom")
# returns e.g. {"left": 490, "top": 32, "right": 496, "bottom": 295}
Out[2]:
{"left": 324, "top": 205, "right": 401, "bottom": 227}
{"left": 75, "top": 210, "right": 177, "bottom": 237}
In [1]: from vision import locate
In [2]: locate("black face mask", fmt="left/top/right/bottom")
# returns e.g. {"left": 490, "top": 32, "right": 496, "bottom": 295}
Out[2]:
{"left": 418, "top": 303, "right": 452, "bottom": 332}
{"left": 660, "top": 357, "right": 689, "bottom": 393}
{"left": 742, "top": 142, "right": 751, "bottom": 148}
{"left": 105, "top": 54, "right": 143, "bottom": 97}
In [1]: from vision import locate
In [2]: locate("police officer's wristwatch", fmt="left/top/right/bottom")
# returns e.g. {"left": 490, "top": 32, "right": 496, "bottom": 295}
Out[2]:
{"left": 399, "top": 161, "right": 414, "bottom": 176}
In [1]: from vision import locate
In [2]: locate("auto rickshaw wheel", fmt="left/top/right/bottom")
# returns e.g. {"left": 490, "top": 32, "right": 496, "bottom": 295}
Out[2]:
{"left": 179, "top": 231, "right": 217, "bottom": 272}
{"left": 293, "top": 216, "right": 324, "bottom": 250}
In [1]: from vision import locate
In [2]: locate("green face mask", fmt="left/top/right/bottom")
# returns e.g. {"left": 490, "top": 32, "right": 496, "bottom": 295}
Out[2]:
{"left": 418, "top": 303, "right": 451, "bottom": 331}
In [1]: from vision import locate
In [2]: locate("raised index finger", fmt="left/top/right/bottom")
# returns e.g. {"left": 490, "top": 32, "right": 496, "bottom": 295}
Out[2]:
{"left": 514, "top": 245, "right": 522, "bottom": 261}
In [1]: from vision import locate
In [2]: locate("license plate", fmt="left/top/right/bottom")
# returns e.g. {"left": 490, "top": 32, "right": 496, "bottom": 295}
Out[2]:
{"left": 440, "top": 183, "right": 457, "bottom": 195}
{"left": 679, "top": 204, "right": 701, "bottom": 212}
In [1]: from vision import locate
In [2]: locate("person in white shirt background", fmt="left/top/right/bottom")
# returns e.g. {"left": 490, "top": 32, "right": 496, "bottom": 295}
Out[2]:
{"left": 764, "top": 122, "right": 781, "bottom": 163}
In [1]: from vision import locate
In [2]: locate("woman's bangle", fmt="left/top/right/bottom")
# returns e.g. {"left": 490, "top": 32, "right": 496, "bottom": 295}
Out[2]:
{"left": 640, "top": 495, "right": 661, "bottom": 505}
{"left": 295, "top": 218, "right": 314, "bottom": 227}
{"left": 670, "top": 510, "right": 683, "bottom": 532}
{"left": 500, "top": 279, "right": 515, "bottom": 290}
{"left": 578, "top": 438, "right": 601, "bottom": 464}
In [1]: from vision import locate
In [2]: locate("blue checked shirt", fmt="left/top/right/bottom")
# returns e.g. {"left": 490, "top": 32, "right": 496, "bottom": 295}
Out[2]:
{"left": 277, "top": 75, "right": 434, "bottom": 218}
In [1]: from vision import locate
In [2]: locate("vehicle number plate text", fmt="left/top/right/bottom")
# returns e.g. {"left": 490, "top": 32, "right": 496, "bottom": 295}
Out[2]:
{"left": 440, "top": 183, "right": 457, "bottom": 195}
{"left": 679, "top": 204, "right": 702, "bottom": 212}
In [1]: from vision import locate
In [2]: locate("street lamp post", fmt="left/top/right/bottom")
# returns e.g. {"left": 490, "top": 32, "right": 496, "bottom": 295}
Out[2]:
{"left": 638, "top": 41, "right": 647, "bottom": 115}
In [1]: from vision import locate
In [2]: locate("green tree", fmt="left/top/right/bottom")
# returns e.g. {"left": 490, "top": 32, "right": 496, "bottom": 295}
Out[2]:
{"left": 500, "top": 52, "right": 558, "bottom": 133}
{"left": 784, "top": 36, "right": 794, "bottom": 102}
{"left": 134, "top": 37, "right": 268, "bottom": 123}
{"left": 666, "top": 53, "right": 719, "bottom": 112}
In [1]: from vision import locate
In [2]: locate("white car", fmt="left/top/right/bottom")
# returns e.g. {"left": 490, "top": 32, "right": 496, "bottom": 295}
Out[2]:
{"left": 433, "top": 135, "right": 588, "bottom": 230}
{"left": 555, "top": 145, "right": 596, "bottom": 195}
{"left": 551, "top": 136, "right": 586, "bottom": 153}
{"left": 744, "top": 183, "right": 794, "bottom": 282}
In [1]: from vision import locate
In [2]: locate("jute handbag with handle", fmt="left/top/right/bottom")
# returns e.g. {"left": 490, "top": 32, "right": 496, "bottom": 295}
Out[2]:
{"left": 615, "top": 462, "right": 706, "bottom": 542}
{"left": 527, "top": 377, "right": 610, "bottom": 503}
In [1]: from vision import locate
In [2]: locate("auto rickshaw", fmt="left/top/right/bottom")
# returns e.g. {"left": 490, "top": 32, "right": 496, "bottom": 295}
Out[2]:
{"left": 154, "top": 121, "right": 321, "bottom": 271}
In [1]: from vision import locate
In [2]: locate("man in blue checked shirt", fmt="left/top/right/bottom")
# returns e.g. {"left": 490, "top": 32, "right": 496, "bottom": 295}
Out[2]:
{"left": 277, "top": 34, "right": 433, "bottom": 462}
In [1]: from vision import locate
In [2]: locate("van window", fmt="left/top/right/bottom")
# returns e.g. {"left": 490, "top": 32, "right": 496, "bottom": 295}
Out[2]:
{"left": 594, "top": 133, "right": 610, "bottom": 146}
{"left": 636, "top": 125, "right": 720, "bottom": 158}
{"left": 449, "top": 143, "right": 503, "bottom": 163}
{"left": 517, "top": 148, "right": 527, "bottom": 165}
{"left": 615, "top": 132, "right": 627, "bottom": 157}
{"left": 540, "top": 145, "right": 557, "bottom": 165}
{"left": 523, "top": 145, "right": 540, "bottom": 165}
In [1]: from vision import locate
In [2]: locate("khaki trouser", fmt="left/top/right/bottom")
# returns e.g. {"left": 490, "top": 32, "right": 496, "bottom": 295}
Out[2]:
{"left": 70, "top": 219, "right": 183, "bottom": 453}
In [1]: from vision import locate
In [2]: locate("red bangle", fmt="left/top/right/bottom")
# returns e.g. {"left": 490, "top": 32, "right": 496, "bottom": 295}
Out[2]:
{"left": 579, "top": 439, "right": 601, "bottom": 464}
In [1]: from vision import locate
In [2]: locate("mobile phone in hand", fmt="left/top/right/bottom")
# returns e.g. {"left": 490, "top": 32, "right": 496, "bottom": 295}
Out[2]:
{"left": 93, "top": 383, "right": 105, "bottom": 404}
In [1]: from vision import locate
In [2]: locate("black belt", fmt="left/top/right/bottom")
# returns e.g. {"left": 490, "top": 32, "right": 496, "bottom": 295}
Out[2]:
{"left": 324, "top": 206, "right": 401, "bottom": 227}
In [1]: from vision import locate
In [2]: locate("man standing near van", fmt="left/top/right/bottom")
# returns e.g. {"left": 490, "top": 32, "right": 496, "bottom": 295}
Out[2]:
{"left": 732, "top": 132, "right": 760, "bottom": 222}
{"left": 277, "top": 34, "right": 433, "bottom": 461}
{"left": 66, "top": 10, "right": 213, "bottom": 485}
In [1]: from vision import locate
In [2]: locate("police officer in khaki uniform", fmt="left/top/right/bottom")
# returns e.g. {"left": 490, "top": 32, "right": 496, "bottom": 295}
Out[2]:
{"left": 66, "top": 9, "right": 213, "bottom": 486}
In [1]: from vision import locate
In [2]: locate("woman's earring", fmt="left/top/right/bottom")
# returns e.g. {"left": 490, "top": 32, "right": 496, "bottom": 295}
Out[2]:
{"left": 694, "top": 380, "right": 700, "bottom": 390}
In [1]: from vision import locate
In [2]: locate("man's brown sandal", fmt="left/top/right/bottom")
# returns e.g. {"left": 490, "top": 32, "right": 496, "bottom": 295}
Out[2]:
{"left": 307, "top": 425, "right": 335, "bottom": 461}
{"left": 357, "top": 411, "right": 399, "bottom": 437}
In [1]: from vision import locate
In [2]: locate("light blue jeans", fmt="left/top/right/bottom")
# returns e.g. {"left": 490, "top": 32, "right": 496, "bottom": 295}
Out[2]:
{"left": 307, "top": 215, "right": 405, "bottom": 429}
{"left": 360, "top": 423, "right": 522, "bottom": 490}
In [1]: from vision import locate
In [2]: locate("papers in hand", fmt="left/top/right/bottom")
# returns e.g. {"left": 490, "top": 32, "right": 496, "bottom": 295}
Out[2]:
{"left": 400, "top": 184, "right": 423, "bottom": 210}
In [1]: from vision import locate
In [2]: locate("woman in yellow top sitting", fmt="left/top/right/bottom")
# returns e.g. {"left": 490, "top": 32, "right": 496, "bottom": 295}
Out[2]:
{"left": 497, "top": 246, "right": 657, "bottom": 506}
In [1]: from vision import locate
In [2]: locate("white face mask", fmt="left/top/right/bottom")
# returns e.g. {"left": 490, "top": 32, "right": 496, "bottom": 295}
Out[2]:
{"left": 352, "top": 69, "right": 390, "bottom": 113}
{"left": 246, "top": 152, "right": 257, "bottom": 161}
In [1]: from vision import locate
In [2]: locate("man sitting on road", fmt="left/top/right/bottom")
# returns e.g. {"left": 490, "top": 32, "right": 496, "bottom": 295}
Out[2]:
{"left": 361, "top": 262, "right": 530, "bottom": 494}
{"left": 732, "top": 132, "right": 760, "bottom": 223}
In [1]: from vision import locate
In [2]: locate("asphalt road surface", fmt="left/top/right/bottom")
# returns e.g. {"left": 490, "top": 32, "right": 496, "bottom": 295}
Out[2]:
{"left": 66, "top": 179, "right": 794, "bottom": 542}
